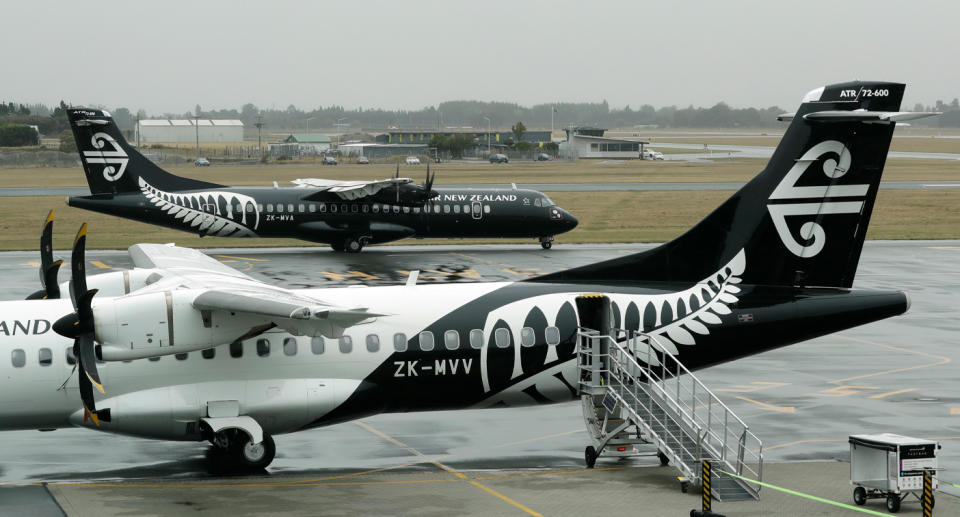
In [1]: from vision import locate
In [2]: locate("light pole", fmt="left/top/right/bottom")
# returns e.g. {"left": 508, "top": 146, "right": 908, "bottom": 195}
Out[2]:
{"left": 255, "top": 115, "right": 265, "bottom": 158}
{"left": 194, "top": 115, "right": 200, "bottom": 159}
{"left": 483, "top": 116, "right": 491, "bottom": 156}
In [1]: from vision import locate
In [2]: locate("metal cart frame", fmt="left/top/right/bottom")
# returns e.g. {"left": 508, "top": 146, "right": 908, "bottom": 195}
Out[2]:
{"left": 849, "top": 433, "right": 939, "bottom": 513}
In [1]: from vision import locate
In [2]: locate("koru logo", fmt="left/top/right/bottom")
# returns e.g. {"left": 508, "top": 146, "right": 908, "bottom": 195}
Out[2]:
{"left": 82, "top": 132, "right": 129, "bottom": 182}
{"left": 767, "top": 140, "right": 868, "bottom": 258}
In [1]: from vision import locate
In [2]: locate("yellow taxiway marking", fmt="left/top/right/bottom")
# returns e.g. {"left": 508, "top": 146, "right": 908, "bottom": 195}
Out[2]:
{"left": 474, "top": 466, "right": 625, "bottom": 481}
{"left": 765, "top": 435, "right": 960, "bottom": 453}
{"left": 868, "top": 388, "right": 917, "bottom": 399}
{"left": 213, "top": 254, "right": 269, "bottom": 262}
{"left": 492, "top": 429, "right": 584, "bottom": 449}
{"left": 828, "top": 337, "right": 950, "bottom": 384}
{"left": 715, "top": 381, "right": 790, "bottom": 393}
{"left": 320, "top": 271, "right": 381, "bottom": 281}
{"left": 951, "top": 408, "right": 960, "bottom": 415}
{"left": 734, "top": 396, "right": 795, "bottom": 413}
{"left": 500, "top": 267, "right": 542, "bottom": 278}
{"left": 21, "top": 261, "right": 41, "bottom": 267}
{"left": 355, "top": 420, "right": 542, "bottom": 516}
{"left": 811, "top": 385, "right": 878, "bottom": 398}
{"left": 89, "top": 261, "right": 111, "bottom": 269}
{"left": 449, "top": 252, "right": 496, "bottom": 265}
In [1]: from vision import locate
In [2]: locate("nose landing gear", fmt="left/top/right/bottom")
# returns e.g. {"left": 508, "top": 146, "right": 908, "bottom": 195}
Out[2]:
{"left": 539, "top": 236, "right": 554, "bottom": 250}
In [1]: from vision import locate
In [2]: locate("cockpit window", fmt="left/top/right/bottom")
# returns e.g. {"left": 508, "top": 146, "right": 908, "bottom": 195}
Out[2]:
{"left": 541, "top": 195, "right": 556, "bottom": 207}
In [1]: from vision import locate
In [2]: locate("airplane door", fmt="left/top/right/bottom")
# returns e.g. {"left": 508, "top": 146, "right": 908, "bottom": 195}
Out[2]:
{"left": 471, "top": 201, "right": 482, "bottom": 220}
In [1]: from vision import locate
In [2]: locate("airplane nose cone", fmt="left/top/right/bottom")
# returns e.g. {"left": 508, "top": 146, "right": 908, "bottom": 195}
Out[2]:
{"left": 555, "top": 208, "right": 578, "bottom": 232}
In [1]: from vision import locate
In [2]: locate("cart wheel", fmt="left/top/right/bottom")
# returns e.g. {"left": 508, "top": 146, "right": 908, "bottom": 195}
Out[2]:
{"left": 584, "top": 446, "right": 597, "bottom": 469}
{"left": 853, "top": 487, "right": 866, "bottom": 506}
{"left": 886, "top": 494, "right": 900, "bottom": 513}
{"left": 680, "top": 480, "right": 690, "bottom": 493}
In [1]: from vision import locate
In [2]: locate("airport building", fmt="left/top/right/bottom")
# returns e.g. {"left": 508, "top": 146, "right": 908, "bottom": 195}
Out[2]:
{"left": 560, "top": 127, "right": 649, "bottom": 159}
{"left": 338, "top": 142, "right": 429, "bottom": 158}
{"left": 135, "top": 119, "right": 244, "bottom": 143}
{"left": 375, "top": 129, "right": 552, "bottom": 147}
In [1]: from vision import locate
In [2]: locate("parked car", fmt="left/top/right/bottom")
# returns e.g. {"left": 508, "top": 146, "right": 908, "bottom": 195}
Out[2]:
{"left": 321, "top": 156, "right": 338, "bottom": 165}
{"left": 405, "top": 156, "right": 421, "bottom": 165}
{"left": 641, "top": 149, "right": 664, "bottom": 160}
{"left": 489, "top": 153, "right": 509, "bottom": 164}
{"left": 194, "top": 157, "right": 210, "bottom": 167}
{"left": 534, "top": 153, "right": 552, "bottom": 161}
{"left": 356, "top": 156, "right": 370, "bottom": 164}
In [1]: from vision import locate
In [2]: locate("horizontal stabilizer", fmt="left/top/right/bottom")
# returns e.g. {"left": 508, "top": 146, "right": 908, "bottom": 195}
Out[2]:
{"left": 803, "top": 110, "right": 941, "bottom": 124}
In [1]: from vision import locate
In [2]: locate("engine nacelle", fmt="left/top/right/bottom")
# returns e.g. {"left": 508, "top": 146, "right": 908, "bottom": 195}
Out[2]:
{"left": 93, "top": 289, "right": 269, "bottom": 361}
{"left": 62, "top": 268, "right": 163, "bottom": 297}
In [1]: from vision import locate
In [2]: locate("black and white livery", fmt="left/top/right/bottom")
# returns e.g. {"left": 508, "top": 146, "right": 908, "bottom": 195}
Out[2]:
{"left": 1, "top": 81, "right": 929, "bottom": 470}
{"left": 64, "top": 110, "right": 577, "bottom": 252}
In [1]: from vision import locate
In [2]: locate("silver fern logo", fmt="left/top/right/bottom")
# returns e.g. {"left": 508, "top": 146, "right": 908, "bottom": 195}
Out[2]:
{"left": 82, "top": 132, "right": 129, "bottom": 181}
{"left": 767, "top": 140, "right": 868, "bottom": 257}
{"left": 139, "top": 178, "right": 260, "bottom": 237}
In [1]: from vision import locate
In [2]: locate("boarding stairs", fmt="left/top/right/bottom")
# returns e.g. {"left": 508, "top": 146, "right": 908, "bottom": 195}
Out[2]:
{"left": 577, "top": 327, "right": 763, "bottom": 502}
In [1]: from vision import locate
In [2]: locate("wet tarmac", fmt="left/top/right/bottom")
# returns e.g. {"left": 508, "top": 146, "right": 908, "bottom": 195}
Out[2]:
{"left": 1, "top": 241, "right": 958, "bottom": 515}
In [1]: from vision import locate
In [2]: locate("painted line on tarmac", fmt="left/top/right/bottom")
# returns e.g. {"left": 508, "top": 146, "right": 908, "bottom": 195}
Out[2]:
{"left": 89, "top": 261, "right": 111, "bottom": 269}
{"left": 354, "top": 420, "right": 543, "bottom": 517}
{"left": 213, "top": 254, "right": 270, "bottom": 262}
{"left": 492, "top": 428, "right": 584, "bottom": 449}
{"left": 734, "top": 396, "right": 795, "bottom": 413}
{"left": 716, "top": 469, "right": 892, "bottom": 516}
{"left": 828, "top": 336, "right": 950, "bottom": 384}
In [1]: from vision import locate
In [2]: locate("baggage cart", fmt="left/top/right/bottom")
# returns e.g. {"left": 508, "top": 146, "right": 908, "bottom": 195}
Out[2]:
{"left": 849, "top": 433, "right": 939, "bottom": 513}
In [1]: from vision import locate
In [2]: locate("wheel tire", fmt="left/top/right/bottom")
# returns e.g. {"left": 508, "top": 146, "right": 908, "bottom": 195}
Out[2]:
{"left": 853, "top": 486, "right": 866, "bottom": 506}
{"left": 541, "top": 241, "right": 552, "bottom": 250}
{"left": 886, "top": 494, "right": 900, "bottom": 513}
{"left": 330, "top": 242, "right": 345, "bottom": 252}
{"left": 344, "top": 237, "right": 363, "bottom": 253}
{"left": 231, "top": 433, "right": 276, "bottom": 470}
{"left": 657, "top": 451, "right": 670, "bottom": 466}
{"left": 584, "top": 446, "right": 597, "bottom": 469}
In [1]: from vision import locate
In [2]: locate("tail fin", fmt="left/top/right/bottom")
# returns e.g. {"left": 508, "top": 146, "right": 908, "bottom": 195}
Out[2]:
{"left": 66, "top": 108, "right": 222, "bottom": 195}
{"left": 535, "top": 81, "right": 933, "bottom": 289}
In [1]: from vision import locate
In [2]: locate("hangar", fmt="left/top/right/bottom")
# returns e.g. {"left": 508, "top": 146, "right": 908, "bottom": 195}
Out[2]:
{"left": 560, "top": 127, "right": 649, "bottom": 159}
{"left": 135, "top": 119, "right": 244, "bottom": 143}
{"left": 376, "top": 129, "right": 552, "bottom": 146}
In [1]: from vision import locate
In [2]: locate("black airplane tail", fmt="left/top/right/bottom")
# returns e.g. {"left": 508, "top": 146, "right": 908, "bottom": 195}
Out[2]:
{"left": 66, "top": 108, "right": 223, "bottom": 195}
{"left": 534, "top": 81, "right": 933, "bottom": 289}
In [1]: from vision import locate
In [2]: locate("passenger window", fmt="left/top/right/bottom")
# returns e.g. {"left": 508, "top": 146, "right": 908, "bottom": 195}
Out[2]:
{"left": 434, "top": 205, "right": 441, "bottom": 214}
{"left": 469, "top": 329, "right": 484, "bottom": 349}
{"left": 403, "top": 206, "right": 410, "bottom": 213}
{"left": 366, "top": 334, "right": 380, "bottom": 352}
{"left": 267, "top": 204, "right": 273, "bottom": 212}
{"left": 418, "top": 331, "right": 435, "bottom": 351}
{"left": 175, "top": 353, "right": 188, "bottom": 361}
{"left": 495, "top": 328, "right": 510, "bottom": 348}
{"left": 413, "top": 207, "right": 420, "bottom": 214}
{"left": 444, "top": 205, "right": 450, "bottom": 214}
{"left": 12, "top": 349, "right": 25, "bottom": 368}
{"left": 309, "top": 204, "right": 316, "bottom": 213}
{"left": 521, "top": 327, "right": 535, "bottom": 347}
{"left": 463, "top": 205, "right": 469, "bottom": 213}
{"left": 473, "top": 204, "right": 481, "bottom": 214}
{"left": 341, "top": 204, "right": 348, "bottom": 213}
{"left": 39, "top": 348, "right": 52, "bottom": 366}
{"left": 339, "top": 336, "right": 353, "bottom": 353}
{"left": 257, "top": 339, "right": 270, "bottom": 357}
{"left": 65, "top": 347, "right": 76, "bottom": 365}
{"left": 320, "top": 203, "right": 327, "bottom": 212}
{"left": 483, "top": 205, "right": 491, "bottom": 214}
{"left": 246, "top": 204, "right": 255, "bottom": 213}
{"left": 545, "top": 326, "right": 561, "bottom": 346}
{"left": 257, "top": 203, "right": 264, "bottom": 212}
{"left": 373, "top": 204, "right": 380, "bottom": 213}
{"left": 284, "top": 337, "right": 297, "bottom": 356}
{"left": 534, "top": 198, "right": 541, "bottom": 207}
{"left": 352, "top": 204, "right": 359, "bottom": 213}
{"left": 311, "top": 337, "right": 325, "bottom": 355}
{"left": 299, "top": 204, "right": 305, "bottom": 212}
{"left": 235, "top": 204, "right": 242, "bottom": 213}
{"left": 276, "top": 204, "right": 283, "bottom": 213}
{"left": 331, "top": 204, "right": 337, "bottom": 213}
{"left": 202, "top": 348, "right": 216, "bottom": 359}
{"left": 287, "top": 204, "right": 293, "bottom": 212}
{"left": 363, "top": 204, "right": 369, "bottom": 213}
{"left": 230, "top": 341, "right": 243, "bottom": 358}
{"left": 393, "top": 333, "right": 407, "bottom": 352}
{"left": 392, "top": 205, "right": 400, "bottom": 214}
{"left": 453, "top": 205, "right": 460, "bottom": 214}
{"left": 444, "top": 330, "right": 459, "bottom": 350}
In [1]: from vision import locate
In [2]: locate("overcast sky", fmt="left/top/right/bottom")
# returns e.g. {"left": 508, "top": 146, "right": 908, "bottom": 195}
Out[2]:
{"left": 4, "top": 1, "right": 958, "bottom": 114}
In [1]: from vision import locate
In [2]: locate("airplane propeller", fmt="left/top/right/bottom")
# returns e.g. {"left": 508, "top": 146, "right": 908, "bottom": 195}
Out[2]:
{"left": 52, "top": 223, "right": 104, "bottom": 426}
{"left": 26, "top": 210, "right": 63, "bottom": 300}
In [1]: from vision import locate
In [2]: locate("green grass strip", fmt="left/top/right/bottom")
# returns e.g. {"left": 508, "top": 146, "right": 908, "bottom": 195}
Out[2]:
{"left": 715, "top": 469, "right": 892, "bottom": 516}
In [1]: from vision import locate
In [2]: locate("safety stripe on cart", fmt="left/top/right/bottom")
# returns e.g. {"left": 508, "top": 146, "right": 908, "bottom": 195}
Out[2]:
{"left": 716, "top": 469, "right": 892, "bottom": 516}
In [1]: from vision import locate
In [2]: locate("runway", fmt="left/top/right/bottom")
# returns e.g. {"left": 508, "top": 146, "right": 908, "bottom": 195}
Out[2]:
{"left": 1, "top": 241, "right": 959, "bottom": 515}
{"left": 2, "top": 180, "right": 960, "bottom": 197}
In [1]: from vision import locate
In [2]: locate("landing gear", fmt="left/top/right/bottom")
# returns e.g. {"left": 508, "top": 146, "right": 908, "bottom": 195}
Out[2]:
{"left": 584, "top": 445, "right": 597, "bottom": 469}
{"left": 539, "top": 236, "right": 554, "bottom": 250}
{"left": 208, "top": 429, "right": 276, "bottom": 472}
{"left": 331, "top": 236, "right": 365, "bottom": 253}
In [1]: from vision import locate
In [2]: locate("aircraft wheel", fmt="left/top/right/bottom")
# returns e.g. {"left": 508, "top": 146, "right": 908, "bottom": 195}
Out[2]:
{"left": 541, "top": 241, "right": 552, "bottom": 250}
{"left": 584, "top": 445, "right": 597, "bottom": 469}
{"left": 230, "top": 432, "right": 276, "bottom": 470}
{"left": 344, "top": 237, "right": 363, "bottom": 253}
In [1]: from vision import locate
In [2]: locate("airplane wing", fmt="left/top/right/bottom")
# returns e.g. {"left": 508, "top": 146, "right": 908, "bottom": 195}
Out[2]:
{"left": 291, "top": 177, "right": 412, "bottom": 200}
{"left": 127, "top": 243, "right": 385, "bottom": 337}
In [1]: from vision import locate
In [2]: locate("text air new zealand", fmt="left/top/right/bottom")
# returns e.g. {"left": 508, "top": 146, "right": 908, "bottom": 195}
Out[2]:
{"left": 0, "top": 81, "right": 931, "bottom": 471}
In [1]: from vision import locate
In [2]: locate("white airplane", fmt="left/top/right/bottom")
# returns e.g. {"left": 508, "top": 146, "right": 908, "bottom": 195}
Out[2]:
{"left": 0, "top": 81, "right": 929, "bottom": 471}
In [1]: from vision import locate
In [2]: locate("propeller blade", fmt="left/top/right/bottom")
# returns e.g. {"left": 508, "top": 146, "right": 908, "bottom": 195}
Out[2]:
{"left": 27, "top": 210, "right": 61, "bottom": 300}
{"left": 76, "top": 353, "right": 100, "bottom": 426}
{"left": 69, "top": 223, "right": 89, "bottom": 308}
{"left": 77, "top": 333, "right": 104, "bottom": 395}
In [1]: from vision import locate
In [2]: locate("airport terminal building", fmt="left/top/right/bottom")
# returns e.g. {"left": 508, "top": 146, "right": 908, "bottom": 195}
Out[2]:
{"left": 135, "top": 119, "right": 244, "bottom": 143}
{"left": 560, "top": 127, "right": 649, "bottom": 159}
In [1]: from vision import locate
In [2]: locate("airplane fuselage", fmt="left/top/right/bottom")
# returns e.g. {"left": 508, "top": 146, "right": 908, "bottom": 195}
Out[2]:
{"left": 68, "top": 185, "right": 577, "bottom": 246}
